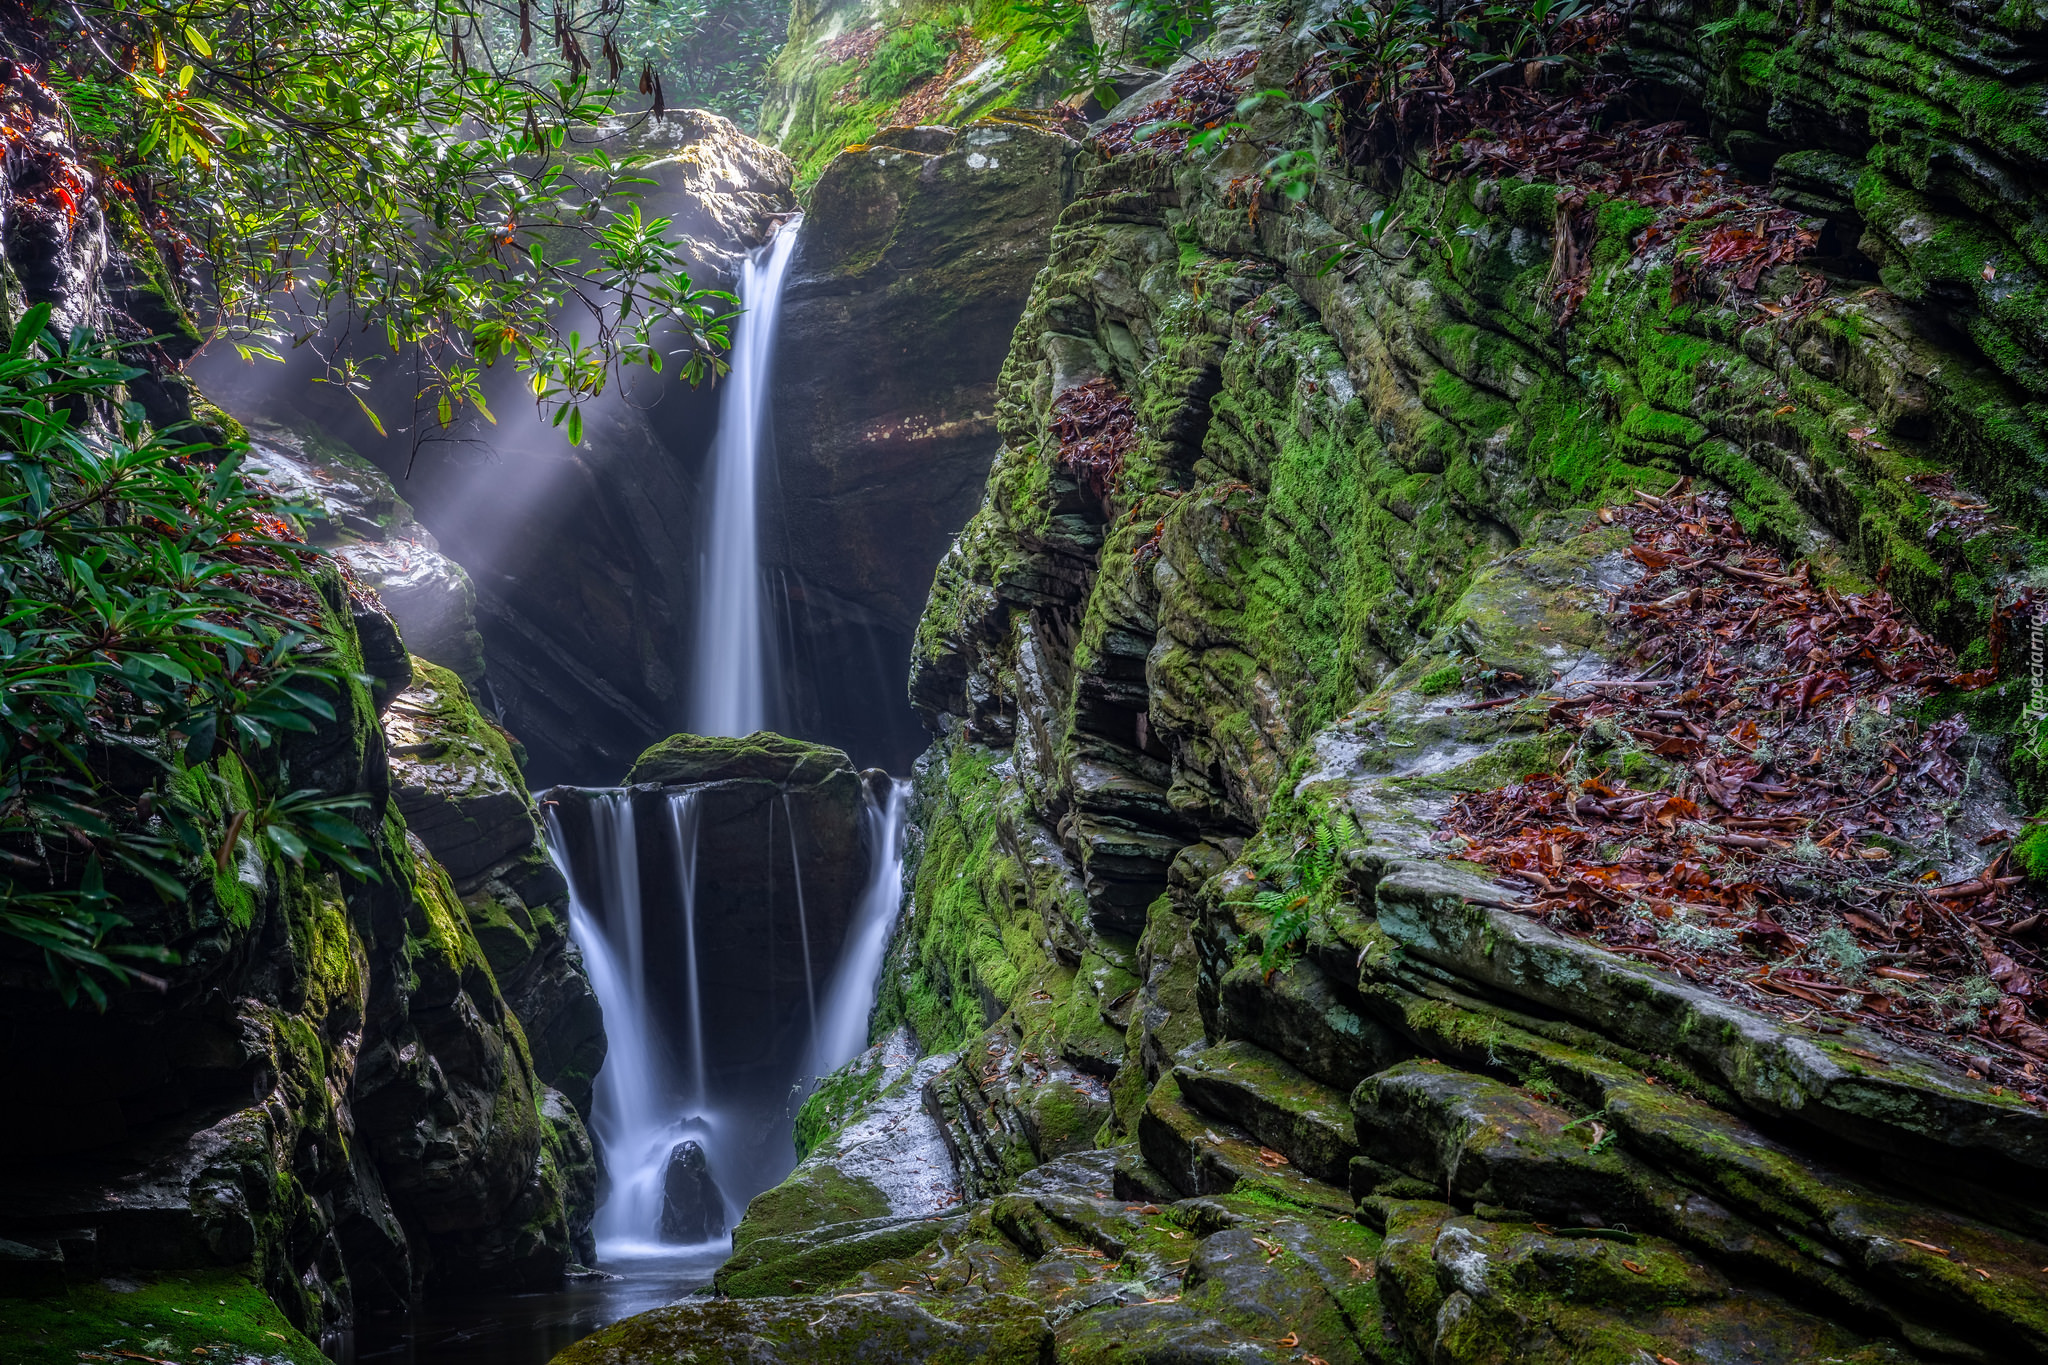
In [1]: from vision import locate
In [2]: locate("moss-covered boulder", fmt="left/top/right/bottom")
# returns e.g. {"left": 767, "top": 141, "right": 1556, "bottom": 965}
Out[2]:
{"left": 625, "top": 729, "right": 858, "bottom": 788}
{"left": 553, "top": 1291, "right": 1054, "bottom": 1365}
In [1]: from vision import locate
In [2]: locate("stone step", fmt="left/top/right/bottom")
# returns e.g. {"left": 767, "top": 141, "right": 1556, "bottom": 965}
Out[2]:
{"left": 1351, "top": 1058, "right": 1642, "bottom": 1225}
{"left": 1136, "top": 1073, "right": 1352, "bottom": 1216}
{"left": 1172, "top": 1040, "right": 1361, "bottom": 1184}
{"left": 714, "top": 1211, "right": 965, "bottom": 1298}
{"left": 1215, "top": 954, "right": 1408, "bottom": 1094}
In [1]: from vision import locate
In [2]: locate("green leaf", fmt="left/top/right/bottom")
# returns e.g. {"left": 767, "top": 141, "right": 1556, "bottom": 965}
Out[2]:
{"left": 9, "top": 302, "right": 52, "bottom": 358}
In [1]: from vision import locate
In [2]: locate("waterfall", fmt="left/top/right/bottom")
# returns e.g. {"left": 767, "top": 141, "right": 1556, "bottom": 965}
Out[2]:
{"left": 551, "top": 793, "right": 726, "bottom": 1255}
{"left": 543, "top": 774, "right": 912, "bottom": 1255}
{"left": 691, "top": 220, "right": 802, "bottom": 737}
{"left": 805, "top": 781, "right": 912, "bottom": 1079}
{"left": 668, "top": 792, "right": 709, "bottom": 1111}
{"left": 783, "top": 793, "right": 818, "bottom": 1036}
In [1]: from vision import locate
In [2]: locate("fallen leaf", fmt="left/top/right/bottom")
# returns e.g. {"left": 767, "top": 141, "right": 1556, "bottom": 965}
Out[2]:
{"left": 1900, "top": 1238, "right": 1951, "bottom": 1256}
{"left": 1622, "top": 1259, "right": 1648, "bottom": 1275}
{"left": 1277, "top": 1333, "right": 1300, "bottom": 1347}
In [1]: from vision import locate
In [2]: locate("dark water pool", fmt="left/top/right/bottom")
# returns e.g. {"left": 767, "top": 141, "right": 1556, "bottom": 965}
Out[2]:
{"left": 337, "top": 1245, "right": 730, "bottom": 1365}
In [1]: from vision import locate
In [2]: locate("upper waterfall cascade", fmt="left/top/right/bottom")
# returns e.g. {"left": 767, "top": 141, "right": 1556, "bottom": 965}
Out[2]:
{"left": 691, "top": 219, "right": 802, "bottom": 739}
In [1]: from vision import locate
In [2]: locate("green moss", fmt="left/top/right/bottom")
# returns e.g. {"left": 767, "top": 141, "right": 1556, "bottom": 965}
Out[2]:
{"left": 760, "top": 0, "right": 1069, "bottom": 190}
{"left": 2015, "top": 823, "right": 2048, "bottom": 882}
{"left": 625, "top": 728, "right": 853, "bottom": 788}
{"left": 0, "top": 1269, "right": 325, "bottom": 1365}
{"left": 1415, "top": 662, "right": 1465, "bottom": 696}
{"left": 865, "top": 19, "right": 959, "bottom": 99}
{"left": 795, "top": 1057, "right": 887, "bottom": 1159}
{"left": 734, "top": 1164, "right": 894, "bottom": 1252}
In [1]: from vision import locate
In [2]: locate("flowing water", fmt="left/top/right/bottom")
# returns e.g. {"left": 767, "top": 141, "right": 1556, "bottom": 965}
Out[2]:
{"left": 690, "top": 220, "right": 802, "bottom": 738}
{"left": 547, "top": 794, "right": 728, "bottom": 1258}
{"left": 805, "top": 780, "right": 911, "bottom": 1080}
{"left": 782, "top": 793, "right": 819, "bottom": 1036}
{"left": 353, "top": 220, "right": 921, "bottom": 1363}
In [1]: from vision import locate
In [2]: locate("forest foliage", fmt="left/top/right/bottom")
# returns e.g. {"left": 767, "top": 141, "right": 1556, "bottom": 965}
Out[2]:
{"left": 0, "top": 308, "right": 374, "bottom": 1004}
{"left": 34, "top": 0, "right": 745, "bottom": 448}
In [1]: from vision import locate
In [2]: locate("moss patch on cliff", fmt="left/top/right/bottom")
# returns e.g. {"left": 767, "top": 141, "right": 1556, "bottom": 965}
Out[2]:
{"left": 876, "top": 741, "right": 1022, "bottom": 1050}
{"left": 0, "top": 1269, "right": 326, "bottom": 1365}
{"left": 760, "top": 0, "right": 1066, "bottom": 189}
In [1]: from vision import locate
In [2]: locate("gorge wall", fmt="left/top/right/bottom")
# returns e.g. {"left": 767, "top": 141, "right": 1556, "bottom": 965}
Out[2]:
{"left": 0, "top": 71, "right": 610, "bottom": 1356}
{"left": 567, "top": 0, "right": 2048, "bottom": 1361}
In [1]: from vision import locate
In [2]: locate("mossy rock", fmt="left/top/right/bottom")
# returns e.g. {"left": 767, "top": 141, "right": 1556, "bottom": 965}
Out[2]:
{"left": 0, "top": 1268, "right": 325, "bottom": 1365}
{"left": 625, "top": 730, "right": 857, "bottom": 788}
{"left": 1173, "top": 1039, "right": 1361, "bottom": 1184}
{"left": 552, "top": 1292, "right": 1054, "bottom": 1365}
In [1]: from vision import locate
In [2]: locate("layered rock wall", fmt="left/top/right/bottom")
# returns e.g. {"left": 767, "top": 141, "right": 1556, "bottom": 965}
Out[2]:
{"left": 591, "top": 0, "right": 2048, "bottom": 1360}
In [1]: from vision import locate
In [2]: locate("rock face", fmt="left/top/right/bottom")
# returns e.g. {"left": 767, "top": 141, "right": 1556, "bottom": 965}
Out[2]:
{"left": 385, "top": 659, "right": 607, "bottom": 1119}
{"left": 242, "top": 420, "right": 488, "bottom": 689}
{"left": 0, "top": 64, "right": 599, "bottom": 1350}
{"left": 767, "top": 119, "right": 1082, "bottom": 771}
{"left": 658, "top": 1141, "right": 726, "bottom": 1243}
{"left": 617, "top": 0, "right": 2048, "bottom": 1360}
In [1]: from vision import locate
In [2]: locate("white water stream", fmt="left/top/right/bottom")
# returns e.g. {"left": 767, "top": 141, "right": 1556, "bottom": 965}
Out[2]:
{"left": 690, "top": 220, "right": 802, "bottom": 738}
{"left": 549, "top": 794, "right": 723, "bottom": 1258}
{"left": 805, "top": 781, "right": 911, "bottom": 1079}
{"left": 782, "top": 793, "right": 819, "bottom": 1037}
{"left": 548, "top": 778, "right": 913, "bottom": 1255}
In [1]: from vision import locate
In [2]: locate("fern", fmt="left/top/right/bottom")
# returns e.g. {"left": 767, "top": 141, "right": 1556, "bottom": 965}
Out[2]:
{"left": 1253, "top": 810, "right": 1358, "bottom": 972}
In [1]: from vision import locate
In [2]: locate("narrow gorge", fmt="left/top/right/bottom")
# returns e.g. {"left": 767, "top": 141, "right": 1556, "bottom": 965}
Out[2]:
{"left": 9, "top": 0, "right": 2048, "bottom": 1363}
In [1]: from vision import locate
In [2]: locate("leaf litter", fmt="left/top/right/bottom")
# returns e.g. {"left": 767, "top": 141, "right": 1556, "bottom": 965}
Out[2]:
{"left": 1437, "top": 486, "right": 2048, "bottom": 1102}
{"left": 1049, "top": 377, "right": 1137, "bottom": 500}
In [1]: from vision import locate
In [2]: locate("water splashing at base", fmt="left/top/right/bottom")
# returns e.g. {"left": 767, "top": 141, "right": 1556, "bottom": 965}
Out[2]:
{"left": 548, "top": 793, "right": 728, "bottom": 1259}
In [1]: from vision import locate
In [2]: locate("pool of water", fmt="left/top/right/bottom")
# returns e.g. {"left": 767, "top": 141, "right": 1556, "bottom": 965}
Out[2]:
{"left": 337, "top": 1244, "right": 730, "bottom": 1365}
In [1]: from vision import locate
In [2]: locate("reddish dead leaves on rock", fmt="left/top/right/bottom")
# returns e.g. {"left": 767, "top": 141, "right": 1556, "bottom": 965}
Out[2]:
{"left": 1050, "top": 378, "right": 1137, "bottom": 500}
{"left": 1442, "top": 81, "right": 1824, "bottom": 326}
{"left": 1096, "top": 50, "right": 1257, "bottom": 159}
{"left": 891, "top": 33, "right": 984, "bottom": 126}
{"left": 1441, "top": 487, "right": 2048, "bottom": 1100}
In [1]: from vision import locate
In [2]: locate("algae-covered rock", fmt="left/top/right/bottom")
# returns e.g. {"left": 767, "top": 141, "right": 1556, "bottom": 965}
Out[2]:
{"left": 552, "top": 1292, "right": 1053, "bottom": 1365}
{"left": 721, "top": 1031, "right": 962, "bottom": 1298}
{"left": 385, "top": 657, "right": 605, "bottom": 1118}
{"left": 625, "top": 729, "right": 858, "bottom": 788}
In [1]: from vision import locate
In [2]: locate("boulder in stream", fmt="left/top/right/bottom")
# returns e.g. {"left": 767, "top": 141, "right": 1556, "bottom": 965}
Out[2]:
{"left": 659, "top": 1140, "right": 727, "bottom": 1244}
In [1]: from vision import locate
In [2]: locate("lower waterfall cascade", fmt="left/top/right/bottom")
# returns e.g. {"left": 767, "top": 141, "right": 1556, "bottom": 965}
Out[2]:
{"left": 546, "top": 774, "right": 911, "bottom": 1255}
